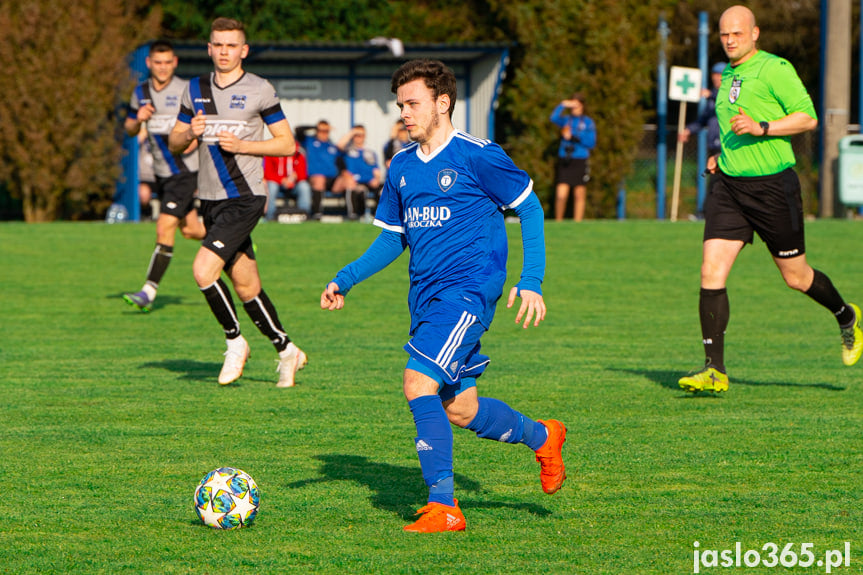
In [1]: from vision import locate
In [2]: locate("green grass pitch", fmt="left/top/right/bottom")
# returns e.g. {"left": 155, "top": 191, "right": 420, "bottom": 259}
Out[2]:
{"left": 1, "top": 219, "right": 861, "bottom": 574}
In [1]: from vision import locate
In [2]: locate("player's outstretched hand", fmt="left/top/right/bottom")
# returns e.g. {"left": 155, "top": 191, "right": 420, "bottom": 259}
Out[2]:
{"left": 321, "top": 282, "right": 345, "bottom": 311}
{"left": 507, "top": 287, "right": 546, "bottom": 329}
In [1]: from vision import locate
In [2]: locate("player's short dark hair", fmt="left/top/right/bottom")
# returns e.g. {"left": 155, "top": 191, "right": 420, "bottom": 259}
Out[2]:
{"left": 391, "top": 59, "right": 457, "bottom": 118}
{"left": 211, "top": 17, "right": 245, "bottom": 40}
{"left": 149, "top": 40, "right": 174, "bottom": 56}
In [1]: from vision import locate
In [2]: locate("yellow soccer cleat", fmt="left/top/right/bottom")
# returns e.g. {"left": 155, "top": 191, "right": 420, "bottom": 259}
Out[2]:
{"left": 678, "top": 366, "right": 729, "bottom": 393}
{"left": 841, "top": 303, "right": 863, "bottom": 367}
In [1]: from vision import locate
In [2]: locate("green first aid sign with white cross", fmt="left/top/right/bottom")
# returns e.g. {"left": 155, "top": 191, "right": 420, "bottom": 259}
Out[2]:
{"left": 669, "top": 66, "right": 703, "bottom": 103}
{"left": 668, "top": 65, "right": 704, "bottom": 222}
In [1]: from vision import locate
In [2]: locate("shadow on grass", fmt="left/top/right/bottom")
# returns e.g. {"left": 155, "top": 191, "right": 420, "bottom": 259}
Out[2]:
{"left": 286, "top": 453, "right": 552, "bottom": 521}
{"left": 608, "top": 367, "right": 846, "bottom": 393}
{"left": 140, "top": 358, "right": 280, "bottom": 385}
{"left": 140, "top": 359, "right": 219, "bottom": 381}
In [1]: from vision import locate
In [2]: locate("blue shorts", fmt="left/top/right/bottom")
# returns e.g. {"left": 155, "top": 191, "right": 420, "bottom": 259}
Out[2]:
{"left": 404, "top": 300, "right": 490, "bottom": 395}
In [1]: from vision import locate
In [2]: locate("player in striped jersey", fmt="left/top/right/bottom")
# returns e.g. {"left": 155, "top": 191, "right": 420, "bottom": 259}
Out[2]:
{"left": 123, "top": 40, "right": 205, "bottom": 313}
{"left": 321, "top": 59, "right": 567, "bottom": 532}
{"left": 169, "top": 18, "right": 306, "bottom": 388}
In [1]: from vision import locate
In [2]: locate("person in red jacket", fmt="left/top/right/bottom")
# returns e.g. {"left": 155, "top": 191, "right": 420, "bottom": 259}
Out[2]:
{"left": 263, "top": 150, "right": 312, "bottom": 220}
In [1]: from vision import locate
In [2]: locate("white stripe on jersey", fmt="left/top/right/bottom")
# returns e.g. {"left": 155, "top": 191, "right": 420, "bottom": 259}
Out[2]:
{"left": 373, "top": 219, "right": 404, "bottom": 234}
{"left": 392, "top": 141, "right": 418, "bottom": 161}
{"left": 454, "top": 131, "right": 490, "bottom": 147}
{"left": 504, "top": 179, "right": 535, "bottom": 210}
{"left": 435, "top": 311, "right": 477, "bottom": 369}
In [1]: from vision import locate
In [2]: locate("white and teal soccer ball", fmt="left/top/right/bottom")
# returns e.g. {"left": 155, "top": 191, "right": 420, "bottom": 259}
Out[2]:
{"left": 194, "top": 467, "right": 260, "bottom": 529}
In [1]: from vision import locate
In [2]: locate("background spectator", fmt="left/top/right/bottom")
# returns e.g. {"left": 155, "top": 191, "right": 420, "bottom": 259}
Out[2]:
{"left": 302, "top": 120, "right": 340, "bottom": 218}
{"left": 550, "top": 92, "right": 597, "bottom": 222}
{"left": 678, "top": 62, "right": 725, "bottom": 158}
{"left": 383, "top": 120, "right": 411, "bottom": 169}
{"left": 263, "top": 150, "right": 312, "bottom": 220}
{"left": 337, "top": 125, "right": 382, "bottom": 219}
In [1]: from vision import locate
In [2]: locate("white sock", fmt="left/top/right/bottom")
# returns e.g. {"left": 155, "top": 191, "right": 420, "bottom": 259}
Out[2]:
{"left": 142, "top": 284, "right": 157, "bottom": 301}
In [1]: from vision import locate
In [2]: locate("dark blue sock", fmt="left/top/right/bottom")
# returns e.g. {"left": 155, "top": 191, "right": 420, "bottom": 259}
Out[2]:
{"left": 429, "top": 476, "right": 454, "bottom": 506}
{"left": 466, "top": 397, "right": 547, "bottom": 450}
{"left": 522, "top": 419, "right": 549, "bottom": 451}
{"left": 408, "top": 395, "right": 454, "bottom": 506}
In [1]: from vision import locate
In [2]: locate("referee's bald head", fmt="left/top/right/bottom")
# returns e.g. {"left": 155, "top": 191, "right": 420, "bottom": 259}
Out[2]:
{"left": 719, "top": 5, "right": 760, "bottom": 66}
{"left": 720, "top": 5, "right": 756, "bottom": 29}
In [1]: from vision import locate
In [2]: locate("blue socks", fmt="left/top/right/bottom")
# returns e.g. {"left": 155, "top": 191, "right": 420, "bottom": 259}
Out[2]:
{"left": 408, "top": 395, "right": 454, "bottom": 506}
{"left": 465, "top": 397, "right": 548, "bottom": 451}
{"left": 521, "top": 416, "right": 549, "bottom": 451}
{"left": 408, "top": 395, "right": 549, "bottom": 507}
{"left": 429, "top": 476, "right": 454, "bottom": 506}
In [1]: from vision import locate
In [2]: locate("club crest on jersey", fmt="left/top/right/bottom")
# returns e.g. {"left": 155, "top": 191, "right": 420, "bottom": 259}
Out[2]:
{"left": 230, "top": 95, "right": 247, "bottom": 109}
{"left": 438, "top": 169, "right": 457, "bottom": 193}
{"left": 729, "top": 77, "right": 742, "bottom": 104}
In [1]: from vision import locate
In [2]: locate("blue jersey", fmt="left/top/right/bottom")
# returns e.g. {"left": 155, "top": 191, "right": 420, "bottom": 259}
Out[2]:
{"left": 375, "top": 129, "right": 534, "bottom": 330}
{"left": 342, "top": 146, "right": 379, "bottom": 184}
{"left": 303, "top": 136, "right": 339, "bottom": 178}
{"left": 549, "top": 105, "right": 597, "bottom": 160}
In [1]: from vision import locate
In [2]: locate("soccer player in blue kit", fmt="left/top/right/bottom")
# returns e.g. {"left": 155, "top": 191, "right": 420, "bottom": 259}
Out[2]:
{"left": 320, "top": 59, "right": 567, "bottom": 533}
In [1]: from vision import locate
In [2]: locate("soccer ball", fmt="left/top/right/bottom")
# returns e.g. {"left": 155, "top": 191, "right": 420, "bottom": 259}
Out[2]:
{"left": 193, "top": 467, "right": 260, "bottom": 529}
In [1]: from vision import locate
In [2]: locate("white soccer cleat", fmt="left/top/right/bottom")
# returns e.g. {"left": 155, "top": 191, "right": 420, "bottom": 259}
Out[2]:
{"left": 276, "top": 343, "right": 308, "bottom": 388}
{"left": 219, "top": 337, "right": 250, "bottom": 386}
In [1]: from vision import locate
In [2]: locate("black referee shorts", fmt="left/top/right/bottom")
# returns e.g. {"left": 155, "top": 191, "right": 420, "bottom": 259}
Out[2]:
{"left": 704, "top": 168, "right": 805, "bottom": 259}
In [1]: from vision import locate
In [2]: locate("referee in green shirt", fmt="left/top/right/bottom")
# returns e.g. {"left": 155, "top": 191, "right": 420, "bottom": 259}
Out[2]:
{"left": 679, "top": 5, "right": 863, "bottom": 393}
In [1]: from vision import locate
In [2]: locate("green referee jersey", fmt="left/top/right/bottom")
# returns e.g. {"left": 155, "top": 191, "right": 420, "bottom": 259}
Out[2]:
{"left": 715, "top": 50, "right": 817, "bottom": 177}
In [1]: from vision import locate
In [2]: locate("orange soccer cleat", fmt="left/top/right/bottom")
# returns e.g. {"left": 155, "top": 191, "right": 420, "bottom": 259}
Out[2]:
{"left": 403, "top": 500, "right": 466, "bottom": 533}
{"left": 535, "top": 419, "right": 567, "bottom": 494}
